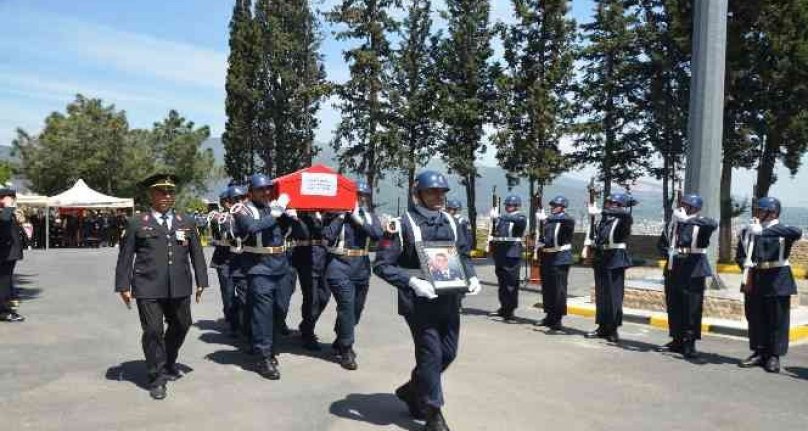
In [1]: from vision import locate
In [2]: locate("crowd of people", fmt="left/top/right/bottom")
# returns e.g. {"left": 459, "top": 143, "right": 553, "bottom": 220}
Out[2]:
{"left": 13, "top": 208, "right": 130, "bottom": 249}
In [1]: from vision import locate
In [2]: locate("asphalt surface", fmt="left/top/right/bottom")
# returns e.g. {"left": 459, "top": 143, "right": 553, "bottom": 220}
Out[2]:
{"left": 1, "top": 248, "right": 807, "bottom": 431}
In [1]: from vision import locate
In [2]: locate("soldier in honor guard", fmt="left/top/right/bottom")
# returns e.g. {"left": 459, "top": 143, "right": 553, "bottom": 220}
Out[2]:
{"left": 585, "top": 192, "right": 635, "bottom": 343}
{"left": 114, "top": 173, "right": 209, "bottom": 400}
{"left": 534, "top": 196, "right": 575, "bottom": 330}
{"left": 232, "top": 174, "right": 297, "bottom": 380}
{"left": 736, "top": 197, "right": 802, "bottom": 373}
{"left": 374, "top": 170, "right": 481, "bottom": 431}
{"left": 489, "top": 194, "right": 528, "bottom": 323}
{"left": 226, "top": 185, "right": 251, "bottom": 339}
{"left": 209, "top": 188, "right": 239, "bottom": 335}
{"left": 293, "top": 211, "right": 331, "bottom": 350}
{"left": 656, "top": 194, "right": 717, "bottom": 358}
{"left": 445, "top": 199, "right": 472, "bottom": 247}
{"left": 323, "top": 180, "right": 383, "bottom": 370}
{"left": 0, "top": 187, "right": 25, "bottom": 322}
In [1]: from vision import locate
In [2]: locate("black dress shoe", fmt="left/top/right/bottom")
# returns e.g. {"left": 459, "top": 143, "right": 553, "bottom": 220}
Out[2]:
{"left": 534, "top": 318, "right": 551, "bottom": 327}
{"left": 681, "top": 342, "right": 699, "bottom": 359}
{"left": 424, "top": 407, "right": 450, "bottom": 431}
{"left": 302, "top": 336, "right": 322, "bottom": 351}
{"left": 278, "top": 324, "right": 291, "bottom": 336}
{"left": 739, "top": 353, "right": 764, "bottom": 368}
{"left": 164, "top": 364, "right": 183, "bottom": 381}
{"left": 547, "top": 322, "right": 563, "bottom": 331}
{"left": 605, "top": 331, "right": 620, "bottom": 343}
{"left": 395, "top": 382, "right": 425, "bottom": 420}
{"left": 763, "top": 356, "right": 781, "bottom": 373}
{"left": 585, "top": 328, "right": 606, "bottom": 339}
{"left": 149, "top": 383, "right": 167, "bottom": 400}
{"left": 1, "top": 312, "right": 25, "bottom": 322}
{"left": 258, "top": 357, "right": 281, "bottom": 380}
{"left": 340, "top": 348, "right": 358, "bottom": 371}
{"left": 488, "top": 310, "right": 503, "bottom": 318}
{"left": 656, "top": 340, "right": 683, "bottom": 353}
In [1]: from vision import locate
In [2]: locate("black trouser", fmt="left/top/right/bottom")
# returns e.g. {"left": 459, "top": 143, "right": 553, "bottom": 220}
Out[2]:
{"left": 495, "top": 257, "right": 521, "bottom": 317}
{"left": 404, "top": 296, "right": 460, "bottom": 410}
{"left": 745, "top": 294, "right": 791, "bottom": 357}
{"left": 665, "top": 274, "right": 705, "bottom": 341}
{"left": 0, "top": 261, "right": 16, "bottom": 313}
{"left": 275, "top": 268, "right": 296, "bottom": 330}
{"left": 216, "top": 264, "right": 239, "bottom": 332}
{"left": 136, "top": 297, "right": 192, "bottom": 386}
{"left": 328, "top": 276, "right": 370, "bottom": 348}
{"left": 541, "top": 260, "right": 569, "bottom": 323}
{"left": 298, "top": 269, "right": 330, "bottom": 338}
{"left": 593, "top": 264, "right": 625, "bottom": 331}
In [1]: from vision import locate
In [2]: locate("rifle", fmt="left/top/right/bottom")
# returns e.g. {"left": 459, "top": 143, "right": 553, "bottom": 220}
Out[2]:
{"left": 741, "top": 185, "right": 759, "bottom": 293}
{"left": 666, "top": 180, "right": 684, "bottom": 271}
{"left": 581, "top": 178, "right": 597, "bottom": 262}
{"left": 485, "top": 187, "right": 499, "bottom": 254}
{"left": 533, "top": 192, "right": 544, "bottom": 260}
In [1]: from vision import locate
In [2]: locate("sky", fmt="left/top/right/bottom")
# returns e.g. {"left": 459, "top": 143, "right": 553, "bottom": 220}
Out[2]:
{"left": 0, "top": 0, "right": 804, "bottom": 204}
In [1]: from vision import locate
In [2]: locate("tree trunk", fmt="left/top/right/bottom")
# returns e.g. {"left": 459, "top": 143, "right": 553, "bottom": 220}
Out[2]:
{"left": 465, "top": 173, "right": 477, "bottom": 251}
{"left": 718, "top": 158, "right": 733, "bottom": 263}
{"left": 528, "top": 178, "right": 536, "bottom": 239}
{"left": 756, "top": 134, "right": 776, "bottom": 197}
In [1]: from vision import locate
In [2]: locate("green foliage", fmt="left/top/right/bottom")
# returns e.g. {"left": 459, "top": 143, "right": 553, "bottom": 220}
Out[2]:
{"left": 326, "top": 0, "right": 400, "bottom": 190}
{"left": 572, "top": 0, "right": 651, "bottom": 197}
{"left": 13, "top": 95, "right": 216, "bottom": 206}
{"left": 435, "top": 0, "right": 496, "bottom": 249}
{"left": 494, "top": 0, "right": 577, "bottom": 190}
{"left": 0, "top": 160, "right": 14, "bottom": 185}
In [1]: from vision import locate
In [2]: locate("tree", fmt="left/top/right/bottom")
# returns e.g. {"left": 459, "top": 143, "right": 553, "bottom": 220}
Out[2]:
{"left": 572, "top": 0, "right": 650, "bottom": 198}
{"left": 390, "top": 0, "right": 439, "bottom": 192}
{"left": 635, "top": 0, "right": 691, "bottom": 223}
{"left": 0, "top": 161, "right": 14, "bottom": 185}
{"left": 223, "top": 0, "right": 262, "bottom": 180}
{"left": 149, "top": 110, "right": 215, "bottom": 197}
{"left": 12, "top": 95, "right": 131, "bottom": 195}
{"left": 436, "top": 0, "right": 497, "bottom": 249}
{"left": 494, "top": 0, "right": 577, "bottom": 217}
{"left": 326, "top": 0, "right": 400, "bottom": 192}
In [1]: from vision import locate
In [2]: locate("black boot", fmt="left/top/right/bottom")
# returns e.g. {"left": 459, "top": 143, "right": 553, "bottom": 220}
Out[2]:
{"left": 395, "top": 382, "right": 425, "bottom": 420}
{"left": 302, "top": 334, "right": 321, "bottom": 351}
{"left": 681, "top": 340, "right": 699, "bottom": 359}
{"left": 585, "top": 326, "right": 607, "bottom": 338}
{"left": 340, "top": 348, "right": 358, "bottom": 371}
{"left": 656, "top": 339, "right": 683, "bottom": 353}
{"left": 605, "top": 329, "right": 620, "bottom": 343}
{"left": 739, "top": 352, "right": 764, "bottom": 368}
{"left": 149, "top": 382, "right": 167, "bottom": 400}
{"left": 763, "top": 355, "right": 781, "bottom": 373}
{"left": 258, "top": 356, "right": 280, "bottom": 380}
{"left": 423, "top": 407, "right": 450, "bottom": 431}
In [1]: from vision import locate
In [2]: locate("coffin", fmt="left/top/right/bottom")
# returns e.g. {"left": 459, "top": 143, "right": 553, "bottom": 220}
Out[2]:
{"left": 272, "top": 164, "right": 357, "bottom": 211}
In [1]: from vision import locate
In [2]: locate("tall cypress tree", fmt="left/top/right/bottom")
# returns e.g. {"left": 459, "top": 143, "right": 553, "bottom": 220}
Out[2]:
{"left": 436, "top": 0, "right": 496, "bottom": 249}
{"left": 326, "top": 0, "right": 400, "bottom": 191}
{"left": 223, "top": 0, "right": 262, "bottom": 180}
{"left": 390, "top": 0, "right": 438, "bottom": 191}
{"left": 494, "top": 0, "right": 577, "bottom": 216}
{"left": 572, "top": 0, "right": 649, "bottom": 197}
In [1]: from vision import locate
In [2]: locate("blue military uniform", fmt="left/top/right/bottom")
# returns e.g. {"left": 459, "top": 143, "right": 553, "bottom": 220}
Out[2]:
{"left": 589, "top": 195, "right": 634, "bottom": 339}
{"left": 538, "top": 198, "right": 575, "bottom": 327}
{"left": 736, "top": 200, "right": 801, "bottom": 365}
{"left": 445, "top": 199, "right": 472, "bottom": 250}
{"left": 323, "top": 200, "right": 383, "bottom": 365}
{"left": 657, "top": 195, "right": 717, "bottom": 354}
{"left": 293, "top": 212, "right": 331, "bottom": 346}
{"left": 491, "top": 196, "right": 527, "bottom": 320}
{"left": 374, "top": 205, "right": 476, "bottom": 418}
{"left": 210, "top": 191, "right": 239, "bottom": 333}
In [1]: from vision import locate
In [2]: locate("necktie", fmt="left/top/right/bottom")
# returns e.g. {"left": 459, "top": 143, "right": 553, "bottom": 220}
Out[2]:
{"left": 160, "top": 213, "right": 169, "bottom": 228}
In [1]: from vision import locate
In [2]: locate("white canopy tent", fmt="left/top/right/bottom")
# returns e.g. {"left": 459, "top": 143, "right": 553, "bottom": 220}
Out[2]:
{"left": 14, "top": 179, "right": 134, "bottom": 249}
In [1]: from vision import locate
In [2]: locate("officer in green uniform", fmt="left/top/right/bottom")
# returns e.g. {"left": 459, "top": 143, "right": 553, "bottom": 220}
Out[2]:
{"left": 115, "top": 174, "right": 209, "bottom": 400}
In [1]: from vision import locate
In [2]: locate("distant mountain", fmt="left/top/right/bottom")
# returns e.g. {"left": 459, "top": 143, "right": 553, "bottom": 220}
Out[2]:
{"left": 0, "top": 145, "right": 16, "bottom": 162}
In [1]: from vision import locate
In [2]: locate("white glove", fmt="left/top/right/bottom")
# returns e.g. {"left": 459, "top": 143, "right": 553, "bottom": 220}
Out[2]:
{"left": 276, "top": 193, "right": 290, "bottom": 210}
{"left": 672, "top": 207, "right": 688, "bottom": 222}
{"left": 269, "top": 200, "right": 284, "bottom": 218}
{"left": 536, "top": 209, "right": 548, "bottom": 221}
{"left": 467, "top": 276, "right": 482, "bottom": 296}
{"left": 535, "top": 242, "right": 546, "bottom": 249}
{"left": 285, "top": 208, "right": 298, "bottom": 219}
{"left": 587, "top": 205, "right": 601, "bottom": 216}
{"left": 489, "top": 207, "right": 499, "bottom": 219}
{"left": 748, "top": 218, "right": 763, "bottom": 235}
{"left": 409, "top": 277, "right": 438, "bottom": 299}
{"left": 350, "top": 204, "right": 365, "bottom": 225}
{"left": 315, "top": 211, "right": 322, "bottom": 221}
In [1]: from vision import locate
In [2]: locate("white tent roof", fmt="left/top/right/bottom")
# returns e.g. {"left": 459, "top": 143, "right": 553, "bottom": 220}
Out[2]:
{"left": 16, "top": 194, "right": 49, "bottom": 206}
{"left": 48, "top": 179, "right": 134, "bottom": 208}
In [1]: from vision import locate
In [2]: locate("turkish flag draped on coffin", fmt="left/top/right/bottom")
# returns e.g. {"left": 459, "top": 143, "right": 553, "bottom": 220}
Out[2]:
{"left": 271, "top": 164, "right": 357, "bottom": 212}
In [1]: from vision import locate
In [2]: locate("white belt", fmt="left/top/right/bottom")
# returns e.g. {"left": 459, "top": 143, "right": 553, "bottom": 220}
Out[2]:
{"left": 491, "top": 237, "right": 523, "bottom": 242}
{"left": 756, "top": 260, "right": 790, "bottom": 270}
{"left": 675, "top": 247, "right": 706, "bottom": 255}
{"left": 241, "top": 245, "right": 287, "bottom": 255}
{"left": 599, "top": 243, "right": 626, "bottom": 250}
{"left": 211, "top": 239, "right": 230, "bottom": 247}
{"left": 542, "top": 244, "right": 572, "bottom": 253}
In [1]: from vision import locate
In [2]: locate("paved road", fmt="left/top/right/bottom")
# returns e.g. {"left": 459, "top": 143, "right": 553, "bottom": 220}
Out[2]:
{"left": 1, "top": 249, "right": 807, "bottom": 431}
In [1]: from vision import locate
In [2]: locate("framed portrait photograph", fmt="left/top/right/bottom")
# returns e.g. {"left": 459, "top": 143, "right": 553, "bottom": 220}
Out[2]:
{"left": 415, "top": 241, "right": 469, "bottom": 294}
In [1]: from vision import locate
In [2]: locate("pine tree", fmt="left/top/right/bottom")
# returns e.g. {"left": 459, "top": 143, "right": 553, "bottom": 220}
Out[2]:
{"left": 436, "top": 0, "right": 496, "bottom": 249}
{"left": 494, "top": 0, "right": 577, "bottom": 216}
{"left": 223, "top": 0, "right": 262, "bottom": 180}
{"left": 572, "top": 0, "right": 650, "bottom": 198}
{"left": 635, "top": 0, "right": 691, "bottom": 222}
{"left": 390, "top": 0, "right": 438, "bottom": 191}
{"left": 326, "top": 0, "right": 400, "bottom": 192}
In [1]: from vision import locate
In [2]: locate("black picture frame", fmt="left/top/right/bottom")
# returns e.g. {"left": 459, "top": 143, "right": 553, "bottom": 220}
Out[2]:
{"left": 415, "top": 241, "right": 469, "bottom": 294}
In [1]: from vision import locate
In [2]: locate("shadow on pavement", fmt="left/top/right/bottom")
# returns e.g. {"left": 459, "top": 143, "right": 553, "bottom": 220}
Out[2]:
{"left": 329, "top": 393, "right": 422, "bottom": 431}
{"left": 460, "top": 306, "right": 537, "bottom": 325}
{"left": 12, "top": 273, "right": 42, "bottom": 302}
{"left": 610, "top": 337, "right": 741, "bottom": 366}
{"left": 104, "top": 361, "right": 194, "bottom": 390}
{"left": 785, "top": 366, "right": 808, "bottom": 381}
